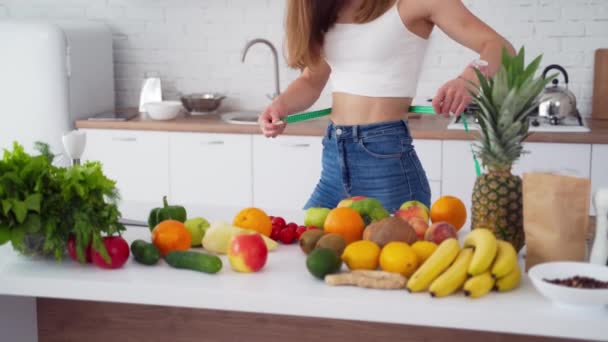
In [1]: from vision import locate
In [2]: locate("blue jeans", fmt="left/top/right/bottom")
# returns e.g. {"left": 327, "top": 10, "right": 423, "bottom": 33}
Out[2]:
{"left": 304, "top": 119, "right": 431, "bottom": 213}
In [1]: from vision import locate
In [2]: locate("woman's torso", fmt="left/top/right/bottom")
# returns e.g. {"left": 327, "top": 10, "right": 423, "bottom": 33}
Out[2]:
{"left": 324, "top": 0, "right": 434, "bottom": 125}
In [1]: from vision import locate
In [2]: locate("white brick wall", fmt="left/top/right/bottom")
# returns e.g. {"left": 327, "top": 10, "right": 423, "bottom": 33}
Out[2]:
{"left": 0, "top": 0, "right": 607, "bottom": 115}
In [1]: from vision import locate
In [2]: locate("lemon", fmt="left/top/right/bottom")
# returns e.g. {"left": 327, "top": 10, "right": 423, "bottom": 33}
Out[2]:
{"left": 341, "top": 240, "right": 381, "bottom": 270}
{"left": 411, "top": 241, "right": 438, "bottom": 265}
{"left": 379, "top": 242, "right": 419, "bottom": 277}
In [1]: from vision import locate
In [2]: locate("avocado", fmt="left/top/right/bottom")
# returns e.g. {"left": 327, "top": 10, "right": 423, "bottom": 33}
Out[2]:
{"left": 315, "top": 233, "right": 346, "bottom": 256}
{"left": 306, "top": 248, "right": 342, "bottom": 279}
{"left": 299, "top": 229, "right": 325, "bottom": 254}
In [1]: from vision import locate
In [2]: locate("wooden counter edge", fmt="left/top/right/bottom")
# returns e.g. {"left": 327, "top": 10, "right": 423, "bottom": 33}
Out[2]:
{"left": 75, "top": 114, "right": 608, "bottom": 144}
{"left": 37, "top": 298, "right": 589, "bottom": 342}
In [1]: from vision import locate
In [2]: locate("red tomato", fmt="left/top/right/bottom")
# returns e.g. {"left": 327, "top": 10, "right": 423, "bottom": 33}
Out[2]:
{"left": 67, "top": 234, "right": 92, "bottom": 264}
{"left": 92, "top": 236, "right": 130, "bottom": 269}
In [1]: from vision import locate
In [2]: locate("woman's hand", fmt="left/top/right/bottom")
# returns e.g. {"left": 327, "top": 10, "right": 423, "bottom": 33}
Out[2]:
{"left": 432, "top": 76, "right": 472, "bottom": 117}
{"left": 259, "top": 97, "right": 288, "bottom": 138}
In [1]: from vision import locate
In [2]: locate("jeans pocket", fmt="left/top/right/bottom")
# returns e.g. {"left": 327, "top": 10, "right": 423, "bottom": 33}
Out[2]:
{"left": 408, "top": 149, "right": 431, "bottom": 195}
{"left": 358, "top": 135, "right": 404, "bottom": 159}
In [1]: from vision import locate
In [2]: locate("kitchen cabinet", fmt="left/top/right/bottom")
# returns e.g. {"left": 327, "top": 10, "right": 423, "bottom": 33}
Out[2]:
{"left": 252, "top": 135, "right": 323, "bottom": 211}
{"left": 440, "top": 141, "right": 479, "bottom": 231}
{"left": 429, "top": 180, "right": 441, "bottom": 204}
{"left": 252, "top": 137, "right": 442, "bottom": 211}
{"left": 514, "top": 142, "right": 592, "bottom": 215}
{"left": 513, "top": 143, "right": 591, "bottom": 179}
{"left": 442, "top": 141, "right": 593, "bottom": 230}
{"left": 81, "top": 129, "right": 170, "bottom": 204}
{"left": 591, "top": 144, "right": 608, "bottom": 215}
{"left": 413, "top": 140, "right": 442, "bottom": 181}
{"left": 79, "top": 127, "right": 603, "bottom": 219}
{"left": 168, "top": 133, "right": 253, "bottom": 208}
{"left": 413, "top": 139, "right": 442, "bottom": 204}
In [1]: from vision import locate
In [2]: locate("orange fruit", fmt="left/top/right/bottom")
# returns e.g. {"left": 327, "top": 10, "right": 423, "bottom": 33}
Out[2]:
{"left": 430, "top": 195, "right": 467, "bottom": 231}
{"left": 233, "top": 208, "right": 272, "bottom": 237}
{"left": 151, "top": 220, "right": 192, "bottom": 256}
{"left": 323, "top": 207, "right": 365, "bottom": 245}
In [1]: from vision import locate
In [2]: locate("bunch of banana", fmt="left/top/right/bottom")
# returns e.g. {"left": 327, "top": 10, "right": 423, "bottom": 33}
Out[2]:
{"left": 405, "top": 229, "right": 522, "bottom": 298}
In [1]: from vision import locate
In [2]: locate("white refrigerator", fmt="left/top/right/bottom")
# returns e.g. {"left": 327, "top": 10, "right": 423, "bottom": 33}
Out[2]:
{"left": 0, "top": 20, "right": 115, "bottom": 157}
{"left": 0, "top": 20, "right": 115, "bottom": 342}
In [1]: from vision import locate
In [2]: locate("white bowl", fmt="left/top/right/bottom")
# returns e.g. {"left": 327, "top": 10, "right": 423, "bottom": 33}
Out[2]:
{"left": 529, "top": 261, "right": 608, "bottom": 308}
{"left": 145, "top": 101, "right": 183, "bottom": 120}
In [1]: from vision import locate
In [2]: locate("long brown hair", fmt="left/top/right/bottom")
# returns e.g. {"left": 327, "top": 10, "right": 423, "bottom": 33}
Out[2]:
{"left": 285, "top": 0, "right": 394, "bottom": 70}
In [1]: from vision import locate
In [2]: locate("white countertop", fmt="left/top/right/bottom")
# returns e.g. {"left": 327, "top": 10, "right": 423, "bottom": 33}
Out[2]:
{"left": 0, "top": 202, "right": 606, "bottom": 341}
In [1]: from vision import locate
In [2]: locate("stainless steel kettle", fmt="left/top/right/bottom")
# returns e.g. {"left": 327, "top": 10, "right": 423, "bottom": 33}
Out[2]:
{"left": 538, "top": 64, "right": 583, "bottom": 125}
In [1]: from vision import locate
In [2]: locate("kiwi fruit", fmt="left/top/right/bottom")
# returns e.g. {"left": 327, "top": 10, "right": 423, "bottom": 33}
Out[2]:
{"left": 315, "top": 234, "right": 347, "bottom": 256}
{"left": 299, "top": 230, "right": 325, "bottom": 254}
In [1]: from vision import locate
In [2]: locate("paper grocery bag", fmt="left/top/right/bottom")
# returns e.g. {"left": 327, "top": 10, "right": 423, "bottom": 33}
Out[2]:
{"left": 522, "top": 172, "right": 591, "bottom": 271}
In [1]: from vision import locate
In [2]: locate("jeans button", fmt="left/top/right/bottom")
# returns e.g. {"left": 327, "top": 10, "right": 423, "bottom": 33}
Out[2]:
{"left": 336, "top": 128, "right": 343, "bottom": 135}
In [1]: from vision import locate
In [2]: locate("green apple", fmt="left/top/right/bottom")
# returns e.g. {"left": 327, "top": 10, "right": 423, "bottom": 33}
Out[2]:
{"left": 304, "top": 207, "right": 331, "bottom": 230}
{"left": 184, "top": 217, "right": 210, "bottom": 247}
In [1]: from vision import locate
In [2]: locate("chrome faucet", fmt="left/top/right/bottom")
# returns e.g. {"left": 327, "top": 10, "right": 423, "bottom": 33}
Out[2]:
{"left": 241, "top": 38, "right": 281, "bottom": 100}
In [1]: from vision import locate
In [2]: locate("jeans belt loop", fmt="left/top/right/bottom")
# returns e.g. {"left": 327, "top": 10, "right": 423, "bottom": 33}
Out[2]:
{"left": 353, "top": 124, "right": 359, "bottom": 141}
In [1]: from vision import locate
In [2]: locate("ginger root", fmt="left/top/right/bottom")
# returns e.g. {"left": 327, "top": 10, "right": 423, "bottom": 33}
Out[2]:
{"left": 325, "top": 270, "right": 406, "bottom": 289}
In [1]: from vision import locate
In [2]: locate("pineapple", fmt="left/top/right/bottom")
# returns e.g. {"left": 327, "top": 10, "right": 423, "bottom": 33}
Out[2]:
{"left": 469, "top": 47, "right": 555, "bottom": 252}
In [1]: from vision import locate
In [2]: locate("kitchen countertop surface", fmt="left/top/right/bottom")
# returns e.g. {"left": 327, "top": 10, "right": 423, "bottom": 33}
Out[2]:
{"left": 0, "top": 202, "right": 606, "bottom": 342}
{"left": 75, "top": 109, "right": 608, "bottom": 144}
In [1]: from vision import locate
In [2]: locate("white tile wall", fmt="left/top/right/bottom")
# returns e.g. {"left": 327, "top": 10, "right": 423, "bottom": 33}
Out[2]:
{"left": 0, "top": 0, "right": 607, "bottom": 115}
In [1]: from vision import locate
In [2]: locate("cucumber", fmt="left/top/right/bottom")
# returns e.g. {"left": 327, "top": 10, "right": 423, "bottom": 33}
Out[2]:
{"left": 164, "top": 250, "right": 222, "bottom": 274}
{"left": 130, "top": 239, "right": 161, "bottom": 265}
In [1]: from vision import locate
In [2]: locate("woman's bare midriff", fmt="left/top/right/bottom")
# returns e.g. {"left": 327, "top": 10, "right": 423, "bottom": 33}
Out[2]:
{"left": 329, "top": 92, "right": 413, "bottom": 125}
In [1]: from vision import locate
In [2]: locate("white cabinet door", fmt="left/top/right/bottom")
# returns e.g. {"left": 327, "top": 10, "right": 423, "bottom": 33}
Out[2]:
{"left": 513, "top": 143, "right": 591, "bottom": 179}
{"left": 429, "top": 180, "right": 441, "bottom": 204}
{"left": 442, "top": 141, "right": 594, "bottom": 229}
{"left": 413, "top": 139, "right": 442, "bottom": 181}
{"left": 80, "top": 129, "right": 170, "bottom": 204}
{"left": 591, "top": 144, "right": 608, "bottom": 216}
{"left": 253, "top": 135, "right": 323, "bottom": 211}
{"left": 441, "top": 140, "right": 479, "bottom": 231}
{"left": 514, "top": 142, "right": 592, "bottom": 215}
{"left": 169, "top": 133, "right": 252, "bottom": 208}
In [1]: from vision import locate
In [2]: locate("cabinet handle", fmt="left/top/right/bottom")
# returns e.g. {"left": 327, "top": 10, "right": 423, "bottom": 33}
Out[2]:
{"left": 201, "top": 140, "right": 225, "bottom": 145}
{"left": 112, "top": 137, "right": 137, "bottom": 142}
{"left": 283, "top": 143, "right": 311, "bottom": 148}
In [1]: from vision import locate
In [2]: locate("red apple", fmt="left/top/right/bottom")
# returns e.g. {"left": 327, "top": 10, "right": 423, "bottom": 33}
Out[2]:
{"left": 91, "top": 236, "right": 130, "bottom": 269}
{"left": 424, "top": 221, "right": 458, "bottom": 245}
{"left": 228, "top": 233, "right": 268, "bottom": 273}
{"left": 408, "top": 217, "right": 429, "bottom": 240}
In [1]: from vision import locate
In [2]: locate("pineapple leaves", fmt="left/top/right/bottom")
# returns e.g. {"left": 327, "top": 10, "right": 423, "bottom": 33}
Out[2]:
{"left": 492, "top": 65, "right": 509, "bottom": 109}
{"left": 518, "top": 54, "right": 542, "bottom": 88}
{"left": 471, "top": 46, "right": 551, "bottom": 169}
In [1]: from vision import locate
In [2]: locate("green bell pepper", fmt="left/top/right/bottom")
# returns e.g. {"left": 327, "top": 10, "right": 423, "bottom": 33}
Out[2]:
{"left": 148, "top": 196, "right": 187, "bottom": 231}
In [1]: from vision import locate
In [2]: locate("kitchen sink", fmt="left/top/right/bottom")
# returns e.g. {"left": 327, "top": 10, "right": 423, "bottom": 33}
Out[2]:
{"left": 220, "top": 111, "right": 259, "bottom": 125}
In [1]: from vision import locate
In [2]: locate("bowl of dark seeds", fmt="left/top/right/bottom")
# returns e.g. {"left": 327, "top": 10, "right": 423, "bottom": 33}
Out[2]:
{"left": 529, "top": 262, "right": 608, "bottom": 308}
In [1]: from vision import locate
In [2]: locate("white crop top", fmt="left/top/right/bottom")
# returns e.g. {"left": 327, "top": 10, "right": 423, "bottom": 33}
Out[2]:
{"left": 323, "top": 2, "right": 429, "bottom": 98}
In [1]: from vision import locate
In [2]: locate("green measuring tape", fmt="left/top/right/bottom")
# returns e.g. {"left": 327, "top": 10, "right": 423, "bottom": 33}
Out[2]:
{"left": 278, "top": 105, "right": 481, "bottom": 176}
{"left": 279, "top": 105, "right": 435, "bottom": 124}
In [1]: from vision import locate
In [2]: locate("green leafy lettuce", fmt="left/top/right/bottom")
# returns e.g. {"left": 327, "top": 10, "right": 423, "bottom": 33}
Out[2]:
{"left": 0, "top": 142, "right": 125, "bottom": 262}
